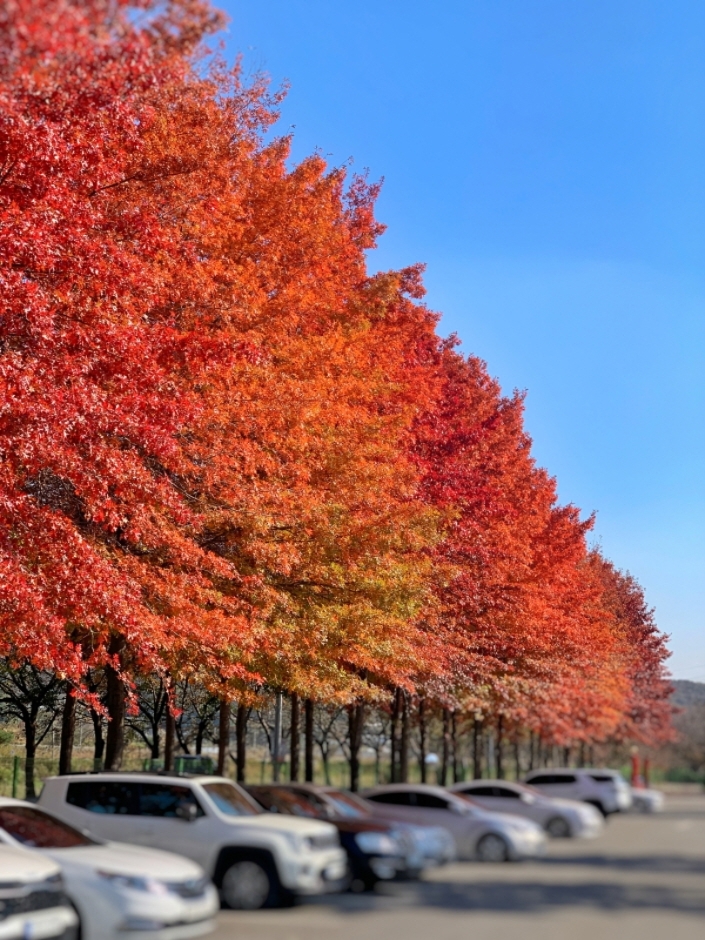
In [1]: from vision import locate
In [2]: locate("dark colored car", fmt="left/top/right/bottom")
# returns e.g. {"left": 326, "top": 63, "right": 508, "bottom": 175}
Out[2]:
{"left": 246, "top": 784, "right": 409, "bottom": 891}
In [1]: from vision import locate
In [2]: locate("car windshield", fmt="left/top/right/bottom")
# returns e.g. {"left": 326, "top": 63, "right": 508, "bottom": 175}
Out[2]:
{"left": 0, "top": 806, "right": 96, "bottom": 848}
{"left": 258, "top": 790, "right": 321, "bottom": 818}
{"left": 322, "top": 791, "right": 369, "bottom": 819}
{"left": 202, "top": 782, "right": 259, "bottom": 817}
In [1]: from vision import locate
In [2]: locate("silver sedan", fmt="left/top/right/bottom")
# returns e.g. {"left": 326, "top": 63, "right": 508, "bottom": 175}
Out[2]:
{"left": 449, "top": 780, "right": 604, "bottom": 838}
{"left": 360, "top": 784, "right": 546, "bottom": 862}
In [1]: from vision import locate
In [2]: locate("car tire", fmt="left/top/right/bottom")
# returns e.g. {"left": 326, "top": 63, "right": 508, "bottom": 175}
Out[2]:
{"left": 221, "top": 859, "right": 279, "bottom": 910}
{"left": 545, "top": 816, "right": 571, "bottom": 838}
{"left": 476, "top": 833, "right": 510, "bottom": 863}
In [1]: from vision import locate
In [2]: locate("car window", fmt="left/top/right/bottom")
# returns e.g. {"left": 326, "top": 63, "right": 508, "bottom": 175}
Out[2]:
{"left": 527, "top": 774, "right": 574, "bottom": 785}
{"left": 493, "top": 787, "right": 521, "bottom": 799}
{"left": 139, "top": 784, "right": 204, "bottom": 818}
{"left": 322, "top": 791, "right": 367, "bottom": 819}
{"left": 414, "top": 792, "right": 449, "bottom": 809}
{"left": 367, "top": 791, "right": 413, "bottom": 806}
{"left": 248, "top": 788, "right": 319, "bottom": 817}
{"left": 67, "top": 780, "right": 139, "bottom": 815}
{"left": 0, "top": 806, "right": 96, "bottom": 848}
{"left": 202, "top": 782, "right": 258, "bottom": 816}
{"left": 461, "top": 785, "right": 494, "bottom": 797}
{"left": 589, "top": 774, "right": 616, "bottom": 784}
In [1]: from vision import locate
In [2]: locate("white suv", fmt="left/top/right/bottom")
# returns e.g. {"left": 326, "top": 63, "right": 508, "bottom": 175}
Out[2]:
{"left": 39, "top": 774, "right": 347, "bottom": 910}
{"left": 523, "top": 769, "right": 633, "bottom": 816}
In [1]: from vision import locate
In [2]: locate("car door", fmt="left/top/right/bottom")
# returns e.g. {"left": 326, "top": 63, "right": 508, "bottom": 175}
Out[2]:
{"left": 64, "top": 779, "right": 141, "bottom": 843}
{"left": 456, "top": 785, "right": 505, "bottom": 813}
{"left": 478, "top": 785, "right": 532, "bottom": 820}
{"left": 129, "top": 782, "right": 216, "bottom": 869}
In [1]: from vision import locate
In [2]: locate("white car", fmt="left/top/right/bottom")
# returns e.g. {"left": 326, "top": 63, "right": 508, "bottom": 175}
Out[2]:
{"left": 361, "top": 784, "right": 546, "bottom": 862}
{"left": 0, "top": 844, "right": 77, "bottom": 940}
{"left": 629, "top": 788, "right": 665, "bottom": 813}
{"left": 318, "top": 788, "right": 457, "bottom": 869}
{"left": 523, "top": 768, "right": 633, "bottom": 816}
{"left": 39, "top": 774, "right": 347, "bottom": 910}
{"left": 449, "top": 780, "right": 604, "bottom": 838}
{"left": 0, "top": 799, "right": 218, "bottom": 940}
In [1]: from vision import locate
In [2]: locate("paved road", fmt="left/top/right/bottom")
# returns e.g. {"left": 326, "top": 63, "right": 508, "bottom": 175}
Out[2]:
{"left": 212, "top": 794, "right": 705, "bottom": 940}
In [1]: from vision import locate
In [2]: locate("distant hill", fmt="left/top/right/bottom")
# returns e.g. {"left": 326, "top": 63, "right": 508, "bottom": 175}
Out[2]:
{"left": 671, "top": 680, "right": 705, "bottom": 708}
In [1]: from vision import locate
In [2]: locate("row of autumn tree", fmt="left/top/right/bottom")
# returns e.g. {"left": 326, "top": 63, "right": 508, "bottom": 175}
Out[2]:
{"left": 0, "top": 0, "right": 673, "bottom": 786}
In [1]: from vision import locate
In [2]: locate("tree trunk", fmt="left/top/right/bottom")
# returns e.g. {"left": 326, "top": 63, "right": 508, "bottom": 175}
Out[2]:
{"left": 58, "top": 684, "right": 75, "bottom": 776}
{"left": 91, "top": 708, "right": 105, "bottom": 770}
{"left": 150, "top": 723, "right": 161, "bottom": 761}
{"left": 217, "top": 699, "right": 230, "bottom": 776}
{"left": 440, "top": 708, "right": 450, "bottom": 786}
{"left": 418, "top": 699, "right": 427, "bottom": 783}
{"left": 290, "top": 694, "right": 300, "bottom": 782}
{"left": 390, "top": 688, "right": 401, "bottom": 783}
{"left": 104, "top": 655, "right": 126, "bottom": 771}
{"left": 399, "top": 691, "right": 409, "bottom": 783}
{"left": 451, "top": 711, "right": 461, "bottom": 783}
{"left": 304, "top": 699, "right": 314, "bottom": 783}
{"left": 164, "top": 709, "right": 175, "bottom": 772}
{"left": 495, "top": 715, "right": 504, "bottom": 779}
{"left": 235, "top": 703, "right": 247, "bottom": 783}
{"left": 348, "top": 702, "right": 364, "bottom": 792}
{"left": 272, "top": 691, "right": 282, "bottom": 782}
{"left": 472, "top": 718, "right": 483, "bottom": 779}
{"left": 514, "top": 738, "right": 521, "bottom": 780}
{"left": 24, "top": 718, "right": 37, "bottom": 800}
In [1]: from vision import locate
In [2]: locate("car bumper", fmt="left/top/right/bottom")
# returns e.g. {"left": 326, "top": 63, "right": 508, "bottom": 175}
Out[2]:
{"left": 506, "top": 831, "right": 547, "bottom": 860}
{"left": 281, "top": 849, "right": 348, "bottom": 895}
{"left": 0, "top": 906, "right": 78, "bottom": 940}
{"left": 118, "top": 919, "right": 215, "bottom": 940}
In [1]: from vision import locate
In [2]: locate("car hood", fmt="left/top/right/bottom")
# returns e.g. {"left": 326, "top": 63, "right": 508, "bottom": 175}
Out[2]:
{"left": 220, "top": 813, "right": 337, "bottom": 839}
{"left": 44, "top": 841, "right": 205, "bottom": 879}
{"left": 0, "top": 846, "right": 61, "bottom": 881}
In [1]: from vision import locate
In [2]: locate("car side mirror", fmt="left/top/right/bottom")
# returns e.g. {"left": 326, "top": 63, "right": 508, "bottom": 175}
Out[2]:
{"left": 521, "top": 793, "right": 536, "bottom": 804}
{"left": 175, "top": 801, "right": 198, "bottom": 822}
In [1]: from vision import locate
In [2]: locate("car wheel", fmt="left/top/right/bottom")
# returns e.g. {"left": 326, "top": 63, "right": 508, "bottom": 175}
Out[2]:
{"left": 546, "top": 816, "right": 571, "bottom": 838}
{"left": 476, "top": 833, "right": 510, "bottom": 862}
{"left": 221, "top": 859, "right": 277, "bottom": 910}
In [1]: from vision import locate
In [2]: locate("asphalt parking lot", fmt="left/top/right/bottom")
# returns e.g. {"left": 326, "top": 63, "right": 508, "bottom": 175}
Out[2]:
{"left": 212, "top": 793, "right": 705, "bottom": 940}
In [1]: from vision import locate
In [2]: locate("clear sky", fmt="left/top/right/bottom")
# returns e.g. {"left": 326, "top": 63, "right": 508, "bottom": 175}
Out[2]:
{"left": 218, "top": 1, "right": 705, "bottom": 681}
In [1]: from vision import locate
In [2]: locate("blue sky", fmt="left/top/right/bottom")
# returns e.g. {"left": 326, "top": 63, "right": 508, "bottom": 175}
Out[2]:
{"left": 218, "top": 1, "right": 705, "bottom": 681}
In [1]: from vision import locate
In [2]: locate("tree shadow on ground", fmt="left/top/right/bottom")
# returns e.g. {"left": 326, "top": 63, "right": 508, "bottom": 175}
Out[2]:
{"left": 305, "top": 877, "right": 705, "bottom": 917}
{"left": 536, "top": 854, "right": 705, "bottom": 875}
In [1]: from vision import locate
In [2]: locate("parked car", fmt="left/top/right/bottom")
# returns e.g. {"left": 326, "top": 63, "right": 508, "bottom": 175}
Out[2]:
{"left": 0, "top": 844, "right": 77, "bottom": 940}
{"left": 306, "top": 787, "right": 456, "bottom": 870}
{"left": 629, "top": 787, "right": 665, "bottom": 813}
{"left": 523, "top": 769, "right": 633, "bottom": 816}
{"left": 0, "top": 798, "right": 218, "bottom": 940}
{"left": 247, "top": 785, "right": 410, "bottom": 891}
{"left": 39, "top": 774, "right": 347, "bottom": 910}
{"left": 448, "top": 780, "right": 604, "bottom": 838}
{"left": 361, "top": 784, "right": 546, "bottom": 862}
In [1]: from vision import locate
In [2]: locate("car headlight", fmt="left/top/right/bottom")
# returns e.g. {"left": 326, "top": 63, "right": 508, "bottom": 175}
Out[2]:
{"left": 97, "top": 871, "right": 169, "bottom": 895}
{"left": 354, "top": 831, "right": 400, "bottom": 855}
